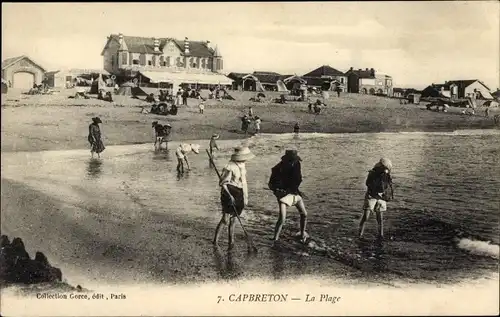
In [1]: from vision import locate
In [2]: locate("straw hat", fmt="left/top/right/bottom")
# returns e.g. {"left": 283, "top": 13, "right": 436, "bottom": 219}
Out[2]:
{"left": 212, "top": 133, "right": 220, "bottom": 139}
{"left": 190, "top": 144, "right": 200, "bottom": 154}
{"left": 281, "top": 149, "right": 301, "bottom": 162}
{"left": 375, "top": 157, "right": 392, "bottom": 171}
{"left": 231, "top": 146, "right": 255, "bottom": 162}
{"left": 92, "top": 117, "right": 102, "bottom": 124}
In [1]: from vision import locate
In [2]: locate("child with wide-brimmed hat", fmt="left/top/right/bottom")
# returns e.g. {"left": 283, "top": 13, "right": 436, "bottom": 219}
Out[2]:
{"left": 213, "top": 146, "right": 255, "bottom": 250}
{"left": 359, "top": 158, "right": 394, "bottom": 241}
{"left": 268, "top": 149, "right": 309, "bottom": 243}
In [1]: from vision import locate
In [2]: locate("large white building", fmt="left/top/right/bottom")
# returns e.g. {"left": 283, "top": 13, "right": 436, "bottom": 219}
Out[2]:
{"left": 101, "top": 34, "right": 232, "bottom": 89}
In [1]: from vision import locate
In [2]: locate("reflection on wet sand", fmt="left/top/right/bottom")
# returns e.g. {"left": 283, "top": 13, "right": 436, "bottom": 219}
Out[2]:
{"left": 271, "top": 249, "right": 285, "bottom": 280}
{"left": 86, "top": 158, "right": 102, "bottom": 179}
{"left": 212, "top": 246, "right": 243, "bottom": 280}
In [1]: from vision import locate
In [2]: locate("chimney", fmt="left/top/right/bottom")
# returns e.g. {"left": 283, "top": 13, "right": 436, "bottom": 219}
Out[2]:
{"left": 206, "top": 40, "right": 211, "bottom": 48}
{"left": 153, "top": 37, "right": 160, "bottom": 52}
{"left": 370, "top": 68, "right": 375, "bottom": 76}
{"left": 184, "top": 37, "right": 190, "bottom": 54}
{"left": 349, "top": 67, "right": 353, "bottom": 71}
{"left": 118, "top": 33, "right": 124, "bottom": 45}
{"left": 365, "top": 68, "right": 369, "bottom": 71}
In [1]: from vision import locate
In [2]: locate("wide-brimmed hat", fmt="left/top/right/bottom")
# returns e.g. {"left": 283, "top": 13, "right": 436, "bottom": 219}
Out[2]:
{"left": 212, "top": 133, "right": 220, "bottom": 139}
{"left": 281, "top": 149, "right": 301, "bottom": 162}
{"left": 190, "top": 144, "right": 200, "bottom": 154}
{"left": 231, "top": 146, "right": 255, "bottom": 162}
{"left": 375, "top": 157, "right": 392, "bottom": 170}
{"left": 92, "top": 117, "right": 102, "bottom": 124}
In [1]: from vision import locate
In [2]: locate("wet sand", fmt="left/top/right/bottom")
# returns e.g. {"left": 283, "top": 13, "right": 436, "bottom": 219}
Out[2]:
{"left": 1, "top": 176, "right": 367, "bottom": 288}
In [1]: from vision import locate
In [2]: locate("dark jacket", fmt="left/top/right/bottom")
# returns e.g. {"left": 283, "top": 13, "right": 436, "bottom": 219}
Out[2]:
{"left": 269, "top": 160, "right": 302, "bottom": 196}
{"left": 366, "top": 167, "right": 393, "bottom": 200}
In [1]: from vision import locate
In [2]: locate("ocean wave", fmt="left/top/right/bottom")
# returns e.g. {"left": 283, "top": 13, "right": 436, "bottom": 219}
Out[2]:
{"left": 457, "top": 238, "right": 500, "bottom": 259}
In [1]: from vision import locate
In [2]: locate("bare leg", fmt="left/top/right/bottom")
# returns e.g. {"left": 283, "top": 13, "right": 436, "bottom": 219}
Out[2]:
{"left": 296, "top": 199, "right": 308, "bottom": 239}
{"left": 375, "top": 208, "right": 384, "bottom": 239}
{"left": 228, "top": 216, "right": 237, "bottom": 250}
{"left": 97, "top": 152, "right": 100, "bottom": 158}
{"left": 213, "top": 213, "right": 228, "bottom": 245}
{"left": 273, "top": 203, "right": 287, "bottom": 241}
{"left": 91, "top": 150, "right": 94, "bottom": 158}
{"left": 358, "top": 209, "right": 372, "bottom": 238}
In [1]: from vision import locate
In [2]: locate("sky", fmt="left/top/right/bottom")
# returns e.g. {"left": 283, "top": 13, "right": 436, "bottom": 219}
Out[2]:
{"left": 2, "top": 2, "right": 499, "bottom": 89}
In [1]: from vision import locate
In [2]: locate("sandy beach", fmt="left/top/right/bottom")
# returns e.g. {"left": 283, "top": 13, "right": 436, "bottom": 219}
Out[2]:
{"left": 1, "top": 89, "right": 498, "bottom": 152}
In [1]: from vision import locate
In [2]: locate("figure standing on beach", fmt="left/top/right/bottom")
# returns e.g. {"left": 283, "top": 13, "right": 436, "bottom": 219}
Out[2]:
{"left": 248, "top": 106, "right": 254, "bottom": 118}
{"left": 294, "top": 122, "right": 300, "bottom": 134}
{"left": 253, "top": 116, "right": 261, "bottom": 134}
{"left": 268, "top": 150, "right": 309, "bottom": 243}
{"left": 209, "top": 134, "right": 220, "bottom": 167}
{"left": 175, "top": 143, "right": 200, "bottom": 174}
{"left": 88, "top": 117, "right": 105, "bottom": 158}
{"left": 199, "top": 101, "right": 205, "bottom": 114}
{"left": 213, "top": 146, "right": 255, "bottom": 250}
{"left": 241, "top": 115, "right": 251, "bottom": 135}
{"left": 358, "top": 158, "right": 394, "bottom": 241}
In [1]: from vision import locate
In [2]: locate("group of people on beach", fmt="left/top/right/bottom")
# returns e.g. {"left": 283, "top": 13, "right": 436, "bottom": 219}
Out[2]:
{"left": 240, "top": 107, "right": 261, "bottom": 135}
{"left": 212, "top": 143, "right": 394, "bottom": 250}
{"left": 87, "top": 116, "right": 394, "bottom": 251}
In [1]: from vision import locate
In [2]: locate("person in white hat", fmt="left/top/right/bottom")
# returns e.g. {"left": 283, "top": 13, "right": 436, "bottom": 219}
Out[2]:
{"left": 359, "top": 158, "right": 394, "bottom": 241}
{"left": 213, "top": 146, "right": 255, "bottom": 250}
{"left": 175, "top": 143, "right": 200, "bottom": 174}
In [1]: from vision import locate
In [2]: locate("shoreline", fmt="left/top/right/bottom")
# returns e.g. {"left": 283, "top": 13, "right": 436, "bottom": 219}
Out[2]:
{"left": 2, "top": 127, "right": 499, "bottom": 154}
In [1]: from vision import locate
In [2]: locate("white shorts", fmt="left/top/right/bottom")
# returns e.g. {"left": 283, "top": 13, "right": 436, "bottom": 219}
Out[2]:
{"left": 279, "top": 194, "right": 303, "bottom": 207}
{"left": 363, "top": 195, "right": 387, "bottom": 212}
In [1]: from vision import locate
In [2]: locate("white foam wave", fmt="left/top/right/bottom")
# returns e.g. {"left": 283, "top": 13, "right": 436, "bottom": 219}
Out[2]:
{"left": 457, "top": 238, "right": 500, "bottom": 259}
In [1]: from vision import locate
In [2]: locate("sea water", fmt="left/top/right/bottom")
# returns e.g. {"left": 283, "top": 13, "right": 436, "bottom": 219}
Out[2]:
{"left": 1, "top": 131, "right": 499, "bottom": 284}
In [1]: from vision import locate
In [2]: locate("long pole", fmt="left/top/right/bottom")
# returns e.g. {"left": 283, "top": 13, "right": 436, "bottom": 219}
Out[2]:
{"left": 206, "top": 150, "right": 258, "bottom": 253}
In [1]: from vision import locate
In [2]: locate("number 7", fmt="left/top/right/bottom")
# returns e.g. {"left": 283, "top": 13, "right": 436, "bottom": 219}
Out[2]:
{"left": 217, "top": 296, "right": 222, "bottom": 303}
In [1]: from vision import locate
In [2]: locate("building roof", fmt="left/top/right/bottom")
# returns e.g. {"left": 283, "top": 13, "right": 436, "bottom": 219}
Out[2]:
{"left": 103, "top": 35, "right": 217, "bottom": 57}
{"left": 346, "top": 68, "right": 375, "bottom": 79}
{"left": 303, "top": 65, "right": 345, "bottom": 78}
{"left": 252, "top": 71, "right": 283, "bottom": 84}
{"left": 445, "top": 79, "right": 490, "bottom": 91}
{"left": 2, "top": 55, "right": 46, "bottom": 72}
{"left": 138, "top": 70, "right": 232, "bottom": 85}
{"left": 227, "top": 72, "right": 250, "bottom": 80}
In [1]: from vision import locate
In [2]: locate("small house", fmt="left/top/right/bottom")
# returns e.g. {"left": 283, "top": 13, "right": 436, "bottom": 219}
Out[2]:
{"left": 1, "top": 55, "right": 46, "bottom": 90}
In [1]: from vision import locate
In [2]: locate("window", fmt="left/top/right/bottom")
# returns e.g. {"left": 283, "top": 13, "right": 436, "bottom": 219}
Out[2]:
{"left": 159, "top": 56, "right": 165, "bottom": 66}
{"left": 201, "top": 58, "right": 206, "bottom": 68}
{"left": 166, "top": 56, "right": 171, "bottom": 67}
{"left": 176, "top": 57, "right": 182, "bottom": 67}
{"left": 140, "top": 54, "right": 146, "bottom": 66}
{"left": 122, "top": 52, "right": 128, "bottom": 65}
{"left": 340, "top": 77, "right": 345, "bottom": 84}
{"left": 65, "top": 76, "right": 72, "bottom": 82}
{"left": 148, "top": 60, "right": 152, "bottom": 66}
{"left": 132, "top": 59, "right": 140, "bottom": 65}
{"left": 189, "top": 57, "right": 194, "bottom": 67}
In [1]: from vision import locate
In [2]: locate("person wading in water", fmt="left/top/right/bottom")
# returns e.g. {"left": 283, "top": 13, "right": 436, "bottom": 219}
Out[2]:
{"left": 358, "top": 158, "right": 394, "bottom": 241}
{"left": 269, "top": 149, "right": 309, "bottom": 244}
{"left": 88, "top": 117, "right": 105, "bottom": 158}
{"left": 175, "top": 143, "right": 200, "bottom": 174}
{"left": 213, "top": 146, "right": 255, "bottom": 250}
